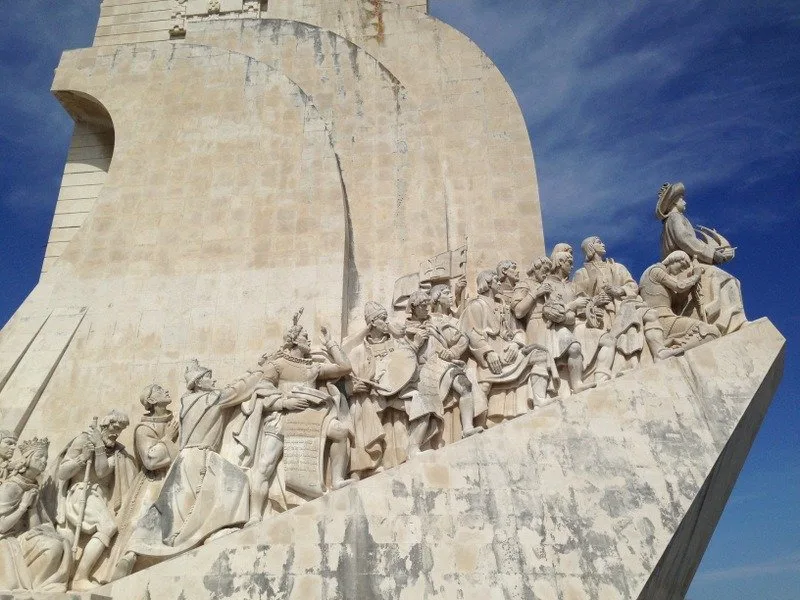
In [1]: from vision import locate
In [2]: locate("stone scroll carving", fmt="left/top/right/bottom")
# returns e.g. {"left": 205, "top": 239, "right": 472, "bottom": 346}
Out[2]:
{"left": 0, "top": 184, "right": 755, "bottom": 592}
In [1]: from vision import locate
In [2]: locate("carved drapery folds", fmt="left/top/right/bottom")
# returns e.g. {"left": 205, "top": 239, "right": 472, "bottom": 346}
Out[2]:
{"left": 0, "top": 182, "right": 751, "bottom": 592}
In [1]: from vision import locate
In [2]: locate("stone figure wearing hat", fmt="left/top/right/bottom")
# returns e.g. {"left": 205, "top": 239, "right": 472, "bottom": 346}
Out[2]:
{"left": 343, "top": 301, "right": 423, "bottom": 472}
{"left": 55, "top": 410, "right": 136, "bottom": 590}
{"left": 228, "top": 309, "right": 355, "bottom": 526}
{"left": 107, "top": 384, "right": 179, "bottom": 581}
{"left": 0, "top": 437, "right": 71, "bottom": 592}
{"left": 657, "top": 182, "right": 747, "bottom": 334}
{"left": 127, "top": 360, "right": 261, "bottom": 564}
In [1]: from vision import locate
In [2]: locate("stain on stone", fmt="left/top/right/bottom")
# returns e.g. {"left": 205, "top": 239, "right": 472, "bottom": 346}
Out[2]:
{"left": 204, "top": 552, "right": 236, "bottom": 599}
{"left": 348, "top": 43, "right": 360, "bottom": 79}
{"left": 311, "top": 29, "right": 325, "bottom": 67}
{"left": 392, "top": 479, "right": 409, "bottom": 498}
{"left": 337, "top": 493, "right": 382, "bottom": 599}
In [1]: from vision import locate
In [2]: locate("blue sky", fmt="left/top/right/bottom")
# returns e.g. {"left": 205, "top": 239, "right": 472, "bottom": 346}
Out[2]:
{"left": 1, "top": 1, "right": 798, "bottom": 597}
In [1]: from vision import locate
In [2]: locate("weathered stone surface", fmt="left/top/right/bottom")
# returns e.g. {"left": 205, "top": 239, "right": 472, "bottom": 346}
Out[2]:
{"left": 70, "top": 318, "right": 783, "bottom": 600}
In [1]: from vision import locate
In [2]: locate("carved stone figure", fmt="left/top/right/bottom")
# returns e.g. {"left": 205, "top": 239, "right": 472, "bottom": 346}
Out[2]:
{"left": 459, "top": 270, "right": 553, "bottom": 427}
{"left": 230, "top": 310, "right": 354, "bottom": 526}
{"left": 0, "top": 430, "right": 17, "bottom": 481}
{"left": 406, "top": 290, "right": 482, "bottom": 448}
{"left": 55, "top": 410, "right": 135, "bottom": 591}
{"left": 495, "top": 260, "right": 519, "bottom": 304}
{"left": 540, "top": 250, "right": 594, "bottom": 394}
{"left": 550, "top": 242, "right": 573, "bottom": 263}
{"left": 0, "top": 437, "right": 71, "bottom": 592}
{"left": 400, "top": 291, "right": 447, "bottom": 451}
{"left": 428, "top": 284, "right": 487, "bottom": 442}
{"left": 639, "top": 250, "right": 721, "bottom": 350}
{"left": 512, "top": 257, "right": 554, "bottom": 349}
{"left": 108, "top": 384, "right": 179, "bottom": 581}
{"left": 657, "top": 181, "right": 747, "bottom": 334}
{"left": 573, "top": 236, "right": 680, "bottom": 381}
{"left": 127, "top": 361, "right": 261, "bottom": 562}
{"left": 344, "top": 301, "right": 422, "bottom": 470}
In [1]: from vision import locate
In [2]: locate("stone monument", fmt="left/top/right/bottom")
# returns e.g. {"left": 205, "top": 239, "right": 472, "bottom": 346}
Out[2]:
{"left": 0, "top": 1, "right": 784, "bottom": 598}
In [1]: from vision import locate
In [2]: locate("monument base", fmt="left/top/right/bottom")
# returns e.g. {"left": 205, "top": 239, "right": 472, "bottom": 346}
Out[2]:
{"left": 8, "top": 319, "right": 784, "bottom": 599}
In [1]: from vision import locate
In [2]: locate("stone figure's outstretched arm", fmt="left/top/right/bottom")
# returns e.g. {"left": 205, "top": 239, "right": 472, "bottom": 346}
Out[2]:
{"left": 651, "top": 265, "right": 701, "bottom": 294}
{"left": 318, "top": 326, "right": 352, "bottom": 380}
{"left": 665, "top": 213, "right": 716, "bottom": 263}
{"left": 218, "top": 369, "right": 264, "bottom": 408}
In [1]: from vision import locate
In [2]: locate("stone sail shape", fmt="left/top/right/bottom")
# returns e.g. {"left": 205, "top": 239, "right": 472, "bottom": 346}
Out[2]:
{"left": 1, "top": 0, "right": 543, "bottom": 456}
{"left": 80, "top": 319, "right": 783, "bottom": 599}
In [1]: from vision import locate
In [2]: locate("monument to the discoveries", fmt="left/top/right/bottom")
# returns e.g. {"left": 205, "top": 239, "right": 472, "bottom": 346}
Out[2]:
{"left": 0, "top": 1, "right": 784, "bottom": 598}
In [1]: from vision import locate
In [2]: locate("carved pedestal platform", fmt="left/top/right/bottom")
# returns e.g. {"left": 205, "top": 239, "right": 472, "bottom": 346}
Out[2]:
{"left": 25, "top": 318, "right": 776, "bottom": 600}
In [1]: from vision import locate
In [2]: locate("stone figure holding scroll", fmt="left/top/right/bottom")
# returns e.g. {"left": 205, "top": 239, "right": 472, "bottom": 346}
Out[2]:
{"left": 0, "top": 437, "right": 71, "bottom": 593}
{"left": 344, "top": 301, "right": 423, "bottom": 470}
{"left": 657, "top": 181, "right": 747, "bottom": 334}
{"left": 0, "top": 430, "right": 17, "bottom": 481}
{"left": 108, "top": 384, "right": 179, "bottom": 581}
{"left": 459, "top": 270, "right": 553, "bottom": 427}
{"left": 573, "top": 236, "right": 680, "bottom": 381}
{"left": 230, "top": 310, "right": 354, "bottom": 526}
{"left": 639, "top": 251, "right": 720, "bottom": 350}
{"left": 55, "top": 410, "right": 135, "bottom": 590}
{"left": 128, "top": 361, "right": 261, "bottom": 561}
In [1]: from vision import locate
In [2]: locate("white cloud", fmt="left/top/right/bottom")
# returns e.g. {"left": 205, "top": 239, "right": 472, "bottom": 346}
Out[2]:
{"left": 695, "top": 553, "right": 800, "bottom": 583}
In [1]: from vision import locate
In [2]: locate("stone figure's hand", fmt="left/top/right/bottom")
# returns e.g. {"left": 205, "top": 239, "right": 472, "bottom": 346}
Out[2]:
{"left": 166, "top": 418, "right": 180, "bottom": 441}
{"left": 413, "top": 329, "right": 429, "bottom": 348}
{"left": 438, "top": 348, "right": 454, "bottom": 362}
{"left": 609, "top": 285, "right": 625, "bottom": 298}
{"left": 320, "top": 325, "right": 332, "bottom": 345}
{"left": 80, "top": 442, "right": 94, "bottom": 464}
{"left": 486, "top": 351, "right": 502, "bottom": 374}
{"left": 542, "top": 303, "right": 565, "bottom": 324}
{"left": 568, "top": 297, "right": 589, "bottom": 311}
{"left": 352, "top": 380, "right": 369, "bottom": 394}
{"left": 284, "top": 396, "right": 310, "bottom": 411}
{"left": 21, "top": 488, "right": 38, "bottom": 510}
{"left": 713, "top": 247, "right": 734, "bottom": 264}
{"left": 503, "top": 344, "right": 519, "bottom": 364}
{"left": 455, "top": 275, "right": 467, "bottom": 291}
{"left": 595, "top": 292, "right": 611, "bottom": 307}
{"left": 88, "top": 423, "right": 104, "bottom": 448}
{"left": 535, "top": 282, "right": 552, "bottom": 298}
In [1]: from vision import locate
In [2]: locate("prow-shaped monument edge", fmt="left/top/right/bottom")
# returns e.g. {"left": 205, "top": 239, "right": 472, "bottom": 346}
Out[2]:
{"left": 77, "top": 318, "right": 783, "bottom": 600}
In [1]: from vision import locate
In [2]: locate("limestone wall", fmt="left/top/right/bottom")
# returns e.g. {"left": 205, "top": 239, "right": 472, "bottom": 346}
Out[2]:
{"left": 94, "top": 0, "right": 172, "bottom": 46}
{"left": 43, "top": 122, "right": 114, "bottom": 275}
{"left": 1, "top": 42, "right": 348, "bottom": 454}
